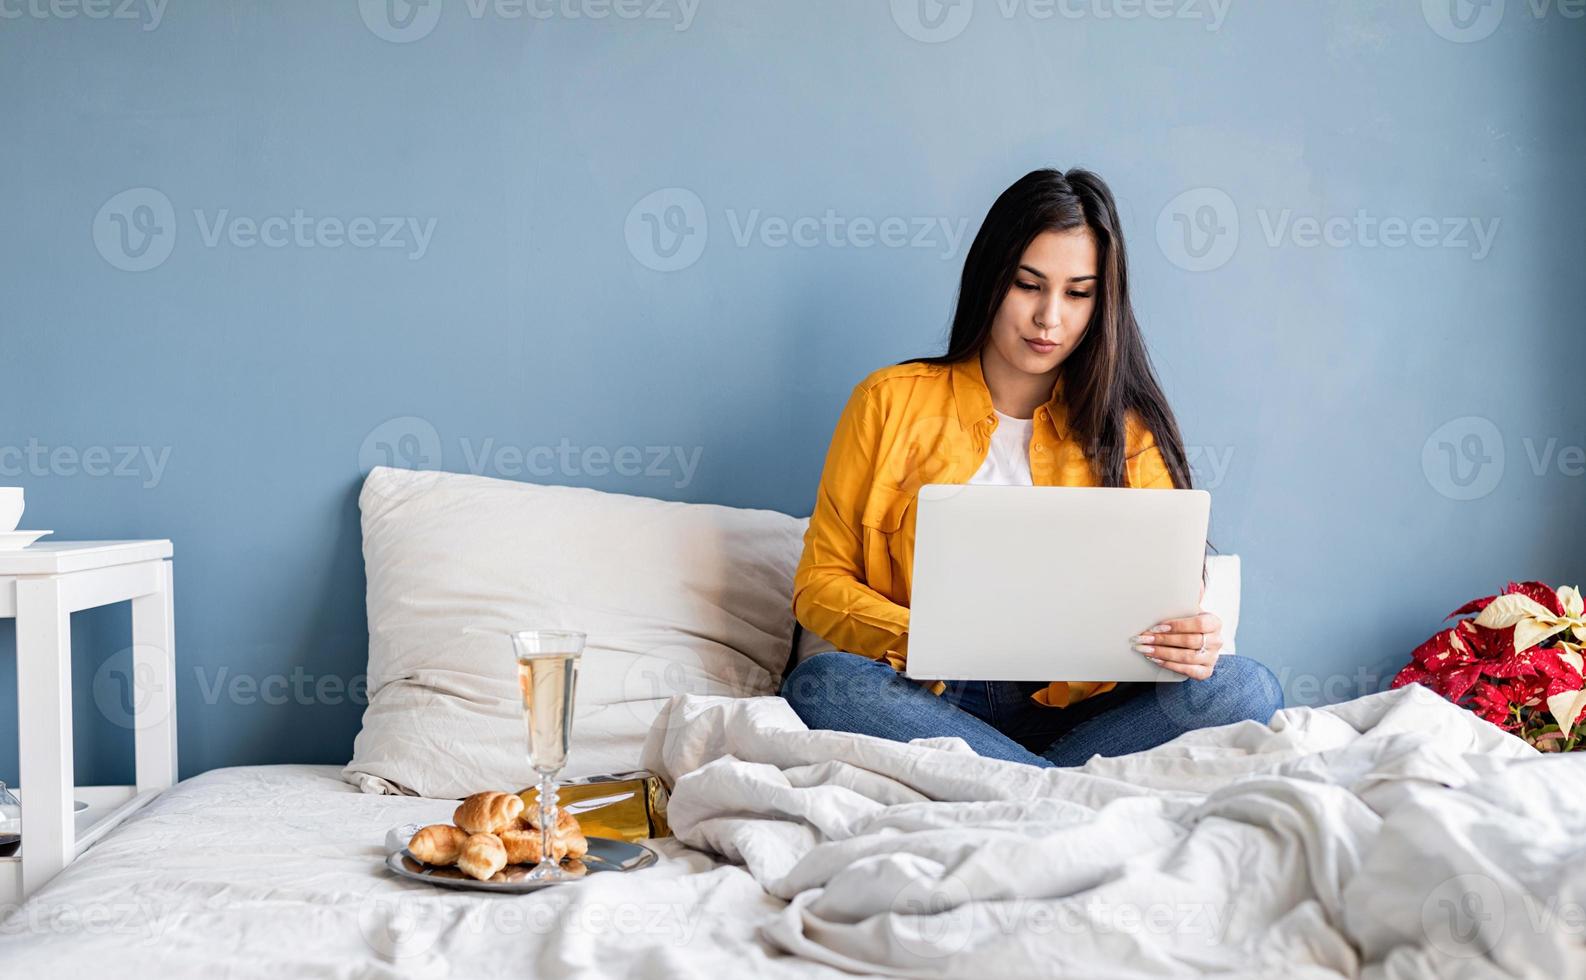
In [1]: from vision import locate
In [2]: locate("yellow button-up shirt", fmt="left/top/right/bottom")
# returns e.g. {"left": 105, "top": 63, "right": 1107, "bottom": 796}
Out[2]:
{"left": 792, "top": 356, "right": 1176, "bottom": 708}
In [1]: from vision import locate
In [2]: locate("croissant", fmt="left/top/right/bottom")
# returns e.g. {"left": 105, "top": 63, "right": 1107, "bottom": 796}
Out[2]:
{"left": 561, "top": 827, "right": 589, "bottom": 860}
{"left": 521, "top": 806, "right": 581, "bottom": 835}
{"left": 456, "top": 833, "right": 508, "bottom": 881}
{"left": 518, "top": 807, "right": 589, "bottom": 859}
{"left": 498, "top": 828, "right": 562, "bottom": 865}
{"left": 554, "top": 812, "right": 589, "bottom": 860}
{"left": 453, "top": 791, "right": 525, "bottom": 835}
{"left": 407, "top": 824, "right": 469, "bottom": 865}
{"left": 406, "top": 791, "right": 589, "bottom": 880}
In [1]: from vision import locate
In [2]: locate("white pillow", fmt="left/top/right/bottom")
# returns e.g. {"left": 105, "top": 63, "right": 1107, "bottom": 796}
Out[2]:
{"left": 344, "top": 467, "right": 806, "bottom": 797}
{"left": 1203, "top": 554, "right": 1241, "bottom": 655}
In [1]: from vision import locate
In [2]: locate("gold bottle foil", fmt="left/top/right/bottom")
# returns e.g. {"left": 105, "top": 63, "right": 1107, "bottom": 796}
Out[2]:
{"left": 518, "top": 770, "right": 670, "bottom": 842}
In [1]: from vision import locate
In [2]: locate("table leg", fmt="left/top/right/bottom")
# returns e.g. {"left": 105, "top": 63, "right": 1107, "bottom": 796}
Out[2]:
{"left": 16, "top": 577, "right": 74, "bottom": 898}
{"left": 131, "top": 559, "right": 178, "bottom": 794}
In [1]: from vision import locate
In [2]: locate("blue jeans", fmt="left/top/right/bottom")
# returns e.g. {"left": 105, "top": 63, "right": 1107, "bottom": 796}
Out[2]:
{"left": 779, "top": 652, "right": 1284, "bottom": 768}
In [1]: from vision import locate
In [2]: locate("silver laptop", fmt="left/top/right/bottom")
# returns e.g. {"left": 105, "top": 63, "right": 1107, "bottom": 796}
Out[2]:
{"left": 905, "top": 484, "right": 1211, "bottom": 683}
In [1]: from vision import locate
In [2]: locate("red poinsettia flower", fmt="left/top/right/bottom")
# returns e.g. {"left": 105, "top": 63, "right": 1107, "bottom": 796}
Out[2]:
{"left": 1469, "top": 682, "right": 1520, "bottom": 729}
{"left": 1446, "top": 581, "right": 1564, "bottom": 619}
{"left": 1394, "top": 582, "right": 1586, "bottom": 750}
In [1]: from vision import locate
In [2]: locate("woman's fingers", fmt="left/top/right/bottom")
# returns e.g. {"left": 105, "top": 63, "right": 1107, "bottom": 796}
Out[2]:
{"left": 1134, "top": 633, "right": 1219, "bottom": 671}
{"left": 1148, "top": 613, "right": 1221, "bottom": 636}
{"left": 1136, "top": 640, "right": 1216, "bottom": 667}
{"left": 1141, "top": 630, "right": 1224, "bottom": 652}
{"left": 1146, "top": 656, "right": 1215, "bottom": 680}
{"left": 1132, "top": 611, "right": 1223, "bottom": 655}
{"left": 1129, "top": 610, "right": 1224, "bottom": 679}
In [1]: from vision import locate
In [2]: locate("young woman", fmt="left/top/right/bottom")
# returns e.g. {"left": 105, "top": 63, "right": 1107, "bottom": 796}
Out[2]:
{"left": 781, "top": 168, "right": 1283, "bottom": 768}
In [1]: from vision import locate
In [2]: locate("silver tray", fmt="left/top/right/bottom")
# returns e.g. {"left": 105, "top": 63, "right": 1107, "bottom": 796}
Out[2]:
{"left": 385, "top": 836, "right": 659, "bottom": 893}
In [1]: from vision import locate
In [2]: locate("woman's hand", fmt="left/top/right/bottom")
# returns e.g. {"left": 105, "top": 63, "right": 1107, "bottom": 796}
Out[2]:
{"left": 1132, "top": 610, "right": 1224, "bottom": 680}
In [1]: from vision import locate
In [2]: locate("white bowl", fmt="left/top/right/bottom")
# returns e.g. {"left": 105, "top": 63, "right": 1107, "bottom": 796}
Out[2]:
{"left": 0, "top": 488, "right": 21, "bottom": 533}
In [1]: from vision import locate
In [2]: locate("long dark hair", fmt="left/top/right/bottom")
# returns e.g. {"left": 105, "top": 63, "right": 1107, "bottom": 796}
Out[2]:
{"left": 914, "top": 168, "right": 1193, "bottom": 490}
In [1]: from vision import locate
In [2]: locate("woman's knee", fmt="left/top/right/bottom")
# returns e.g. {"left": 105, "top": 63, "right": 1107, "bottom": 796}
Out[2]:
{"left": 780, "top": 651, "right": 895, "bottom": 724}
{"left": 1151, "top": 654, "right": 1284, "bottom": 735}
{"left": 1201, "top": 654, "right": 1285, "bottom": 725}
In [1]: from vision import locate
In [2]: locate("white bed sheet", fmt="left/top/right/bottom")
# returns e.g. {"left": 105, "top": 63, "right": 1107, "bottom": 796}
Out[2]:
{"left": 3, "top": 686, "right": 1580, "bottom": 979}
{"left": 639, "top": 685, "right": 1585, "bottom": 979}
{"left": 0, "top": 764, "right": 867, "bottom": 979}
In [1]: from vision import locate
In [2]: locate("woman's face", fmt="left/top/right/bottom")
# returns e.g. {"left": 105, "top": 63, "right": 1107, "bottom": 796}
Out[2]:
{"left": 984, "top": 227, "right": 1099, "bottom": 379}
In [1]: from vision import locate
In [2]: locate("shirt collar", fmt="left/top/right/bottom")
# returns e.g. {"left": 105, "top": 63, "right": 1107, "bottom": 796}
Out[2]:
{"left": 949, "top": 354, "right": 1068, "bottom": 438}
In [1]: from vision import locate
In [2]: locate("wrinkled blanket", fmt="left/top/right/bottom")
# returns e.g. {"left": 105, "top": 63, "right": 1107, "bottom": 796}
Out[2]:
{"left": 2, "top": 687, "right": 1579, "bottom": 978}
{"left": 640, "top": 685, "right": 1586, "bottom": 979}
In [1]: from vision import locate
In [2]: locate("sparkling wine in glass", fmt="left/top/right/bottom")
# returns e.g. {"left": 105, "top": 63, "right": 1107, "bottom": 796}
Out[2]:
{"left": 511, "top": 629, "right": 584, "bottom": 882}
{"left": 0, "top": 781, "right": 19, "bottom": 858}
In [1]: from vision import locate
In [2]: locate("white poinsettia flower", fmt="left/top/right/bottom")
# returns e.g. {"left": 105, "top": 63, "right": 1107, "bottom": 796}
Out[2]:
{"left": 1475, "top": 590, "right": 1586, "bottom": 653}
{"left": 1548, "top": 688, "right": 1586, "bottom": 737}
{"left": 1559, "top": 585, "right": 1584, "bottom": 621}
{"left": 1561, "top": 644, "right": 1586, "bottom": 677}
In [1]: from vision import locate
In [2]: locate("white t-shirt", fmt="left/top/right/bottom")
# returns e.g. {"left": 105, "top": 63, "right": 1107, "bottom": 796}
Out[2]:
{"left": 968, "top": 410, "right": 1035, "bottom": 486}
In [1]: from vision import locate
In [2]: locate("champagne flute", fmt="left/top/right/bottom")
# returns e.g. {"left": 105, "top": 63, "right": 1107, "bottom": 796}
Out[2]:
{"left": 511, "top": 629, "right": 584, "bottom": 882}
{"left": 0, "top": 781, "right": 19, "bottom": 858}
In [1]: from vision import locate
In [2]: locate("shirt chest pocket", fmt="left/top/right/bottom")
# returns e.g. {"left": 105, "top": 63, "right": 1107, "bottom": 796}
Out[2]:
{"left": 859, "top": 483, "right": 913, "bottom": 598}
{"left": 861, "top": 483, "right": 912, "bottom": 532}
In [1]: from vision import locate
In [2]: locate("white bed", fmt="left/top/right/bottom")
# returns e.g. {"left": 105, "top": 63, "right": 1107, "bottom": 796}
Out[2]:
{"left": 5, "top": 471, "right": 1573, "bottom": 977}
{"left": 0, "top": 762, "right": 842, "bottom": 979}
{"left": 2, "top": 685, "right": 1580, "bottom": 979}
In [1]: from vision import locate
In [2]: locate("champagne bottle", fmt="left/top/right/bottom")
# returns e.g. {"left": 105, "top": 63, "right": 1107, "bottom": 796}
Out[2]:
{"left": 518, "top": 770, "right": 670, "bottom": 843}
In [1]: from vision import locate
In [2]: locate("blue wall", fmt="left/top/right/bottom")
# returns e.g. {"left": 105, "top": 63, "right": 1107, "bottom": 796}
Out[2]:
{"left": 2, "top": 1, "right": 1582, "bottom": 786}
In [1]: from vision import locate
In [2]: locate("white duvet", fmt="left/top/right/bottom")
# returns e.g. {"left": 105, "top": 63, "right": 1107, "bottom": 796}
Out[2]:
{"left": 2, "top": 686, "right": 1582, "bottom": 978}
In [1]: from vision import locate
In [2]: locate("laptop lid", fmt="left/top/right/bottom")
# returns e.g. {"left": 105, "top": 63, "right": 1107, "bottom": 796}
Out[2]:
{"left": 904, "top": 484, "right": 1210, "bottom": 683}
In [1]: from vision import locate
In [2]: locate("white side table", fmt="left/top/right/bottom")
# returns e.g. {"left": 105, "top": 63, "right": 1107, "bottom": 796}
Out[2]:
{"left": 0, "top": 541, "right": 177, "bottom": 902}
